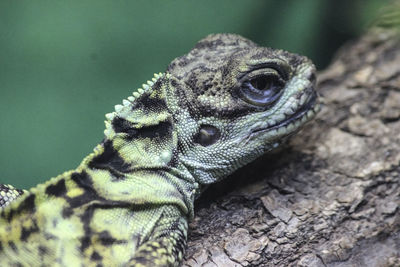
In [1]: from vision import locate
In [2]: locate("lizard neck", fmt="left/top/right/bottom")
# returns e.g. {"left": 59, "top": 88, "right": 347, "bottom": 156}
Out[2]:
{"left": 74, "top": 73, "right": 198, "bottom": 218}
{"left": 75, "top": 140, "right": 197, "bottom": 218}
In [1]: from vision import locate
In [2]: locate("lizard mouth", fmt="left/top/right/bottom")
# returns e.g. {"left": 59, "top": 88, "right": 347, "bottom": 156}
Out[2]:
{"left": 251, "top": 89, "right": 318, "bottom": 135}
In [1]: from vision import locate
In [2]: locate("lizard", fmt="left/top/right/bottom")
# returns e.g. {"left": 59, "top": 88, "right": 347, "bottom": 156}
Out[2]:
{"left": 0, "top": 33, "right": 318, "bottom": 267}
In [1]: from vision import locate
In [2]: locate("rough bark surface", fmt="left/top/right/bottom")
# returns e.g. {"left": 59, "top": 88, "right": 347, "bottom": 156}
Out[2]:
{"left": 183, "top": 29, "right": 400, "bottom": 267}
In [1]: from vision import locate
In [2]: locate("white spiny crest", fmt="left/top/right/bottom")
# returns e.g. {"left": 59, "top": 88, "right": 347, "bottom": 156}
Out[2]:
{"left": 105, "top": 113, "right": 114, "bottom": 121}
{"left": 103, "top": 120, "right": 113, "bottom": 137}
{"left": 114, "top": 105, "right": 123, "bottom": 112}
{"left": 103, "top": 72, "right": 165, "bottom": 137}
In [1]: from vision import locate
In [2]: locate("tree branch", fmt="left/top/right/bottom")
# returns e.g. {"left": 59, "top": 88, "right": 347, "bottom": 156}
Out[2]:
{"left": 183, "top": 29, "right": 400, "bottom": 267}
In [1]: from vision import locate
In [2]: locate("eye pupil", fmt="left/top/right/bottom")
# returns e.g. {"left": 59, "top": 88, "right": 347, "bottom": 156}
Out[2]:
{"left": 250, "top": 76, "right": 268, "bottom": 90}
{"left": 194, "top": 125, "right": 220, "bottom": 146}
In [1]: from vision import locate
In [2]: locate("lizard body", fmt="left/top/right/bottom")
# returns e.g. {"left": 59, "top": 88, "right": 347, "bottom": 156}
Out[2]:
{"left": 0, "top": 34, "right": 318, "bottom": 266}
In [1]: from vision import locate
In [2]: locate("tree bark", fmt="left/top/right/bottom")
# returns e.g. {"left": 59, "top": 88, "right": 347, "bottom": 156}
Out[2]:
{"left": 183, "top": 28, "right": 400, "bottom": 267}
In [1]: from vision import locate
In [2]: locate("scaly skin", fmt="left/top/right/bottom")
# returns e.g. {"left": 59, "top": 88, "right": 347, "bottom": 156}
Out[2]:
{"left": 0, "top": 34, "right": 318, "bottom": 266}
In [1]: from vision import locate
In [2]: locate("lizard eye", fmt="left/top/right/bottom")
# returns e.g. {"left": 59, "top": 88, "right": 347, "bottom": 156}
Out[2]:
{"left": 249, "top": 75, "right": 277, "bottom": 91}
{"left": 194, "top": 125, "right": 221, "bottom": 146}
{"left": 239, "top": 67, "right": 287, "bottom": 107}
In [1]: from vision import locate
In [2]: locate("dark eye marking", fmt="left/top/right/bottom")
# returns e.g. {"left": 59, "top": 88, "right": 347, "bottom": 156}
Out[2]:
{"left": 194, "top": 125, "right": 221, "bottom": 146}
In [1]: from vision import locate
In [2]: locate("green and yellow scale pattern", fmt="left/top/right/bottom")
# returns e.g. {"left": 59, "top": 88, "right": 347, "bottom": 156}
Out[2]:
{"left": 0, "top": 34, "right": 318, "bottom": 266}
{"left": 0, "top": 75, "right": 191, "bottom": 266}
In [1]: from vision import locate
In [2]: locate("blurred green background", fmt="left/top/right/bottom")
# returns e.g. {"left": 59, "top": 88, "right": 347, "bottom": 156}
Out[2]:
{"left": 0, "top": 0, "right": 389, "bottom": 188}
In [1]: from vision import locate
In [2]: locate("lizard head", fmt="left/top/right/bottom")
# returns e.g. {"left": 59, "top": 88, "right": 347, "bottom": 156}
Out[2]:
{"left": 103, "top": 34, "right": 318, "bottom": 187}
{"left": 165, "top": 33, "right": 318, "bottom": 184}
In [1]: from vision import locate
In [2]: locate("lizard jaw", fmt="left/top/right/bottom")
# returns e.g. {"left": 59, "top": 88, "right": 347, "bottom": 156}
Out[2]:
{"left": 249, "top": 90, "right": 319, "bottom": 137}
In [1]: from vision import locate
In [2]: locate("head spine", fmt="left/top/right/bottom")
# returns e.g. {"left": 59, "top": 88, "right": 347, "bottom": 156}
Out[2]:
{"left": 103, "top": 72, "right": 164, "bottom": 137}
